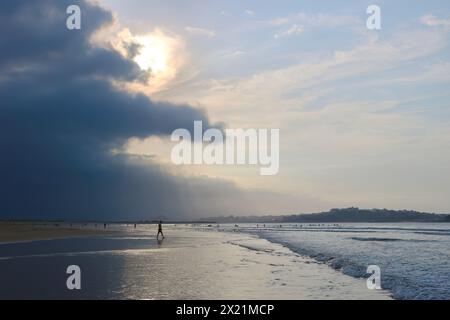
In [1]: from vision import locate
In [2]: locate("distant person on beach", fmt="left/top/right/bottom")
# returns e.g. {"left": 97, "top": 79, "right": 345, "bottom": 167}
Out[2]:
{"left": 157, "top": 221, "right": 164, "bottom": 239}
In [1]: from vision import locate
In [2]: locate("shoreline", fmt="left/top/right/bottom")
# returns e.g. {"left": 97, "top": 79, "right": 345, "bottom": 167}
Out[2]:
{"left": 0, "top": 222, "right": 119, "bottom": 244}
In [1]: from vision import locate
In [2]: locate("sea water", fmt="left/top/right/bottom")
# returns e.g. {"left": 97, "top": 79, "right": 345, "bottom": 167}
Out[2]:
{"left": 213, "top": 222, "right": 450, "bottom": 300}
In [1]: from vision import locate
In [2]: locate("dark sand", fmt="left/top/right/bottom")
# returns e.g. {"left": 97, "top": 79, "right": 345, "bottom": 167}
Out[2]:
{"left": 0, "top": 222, "right": 117, "bottom": 244}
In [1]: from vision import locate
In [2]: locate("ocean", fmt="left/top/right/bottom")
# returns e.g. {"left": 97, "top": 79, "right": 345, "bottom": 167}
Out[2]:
{"left": 216, "top": 222, "right": 450, "bottom": 299}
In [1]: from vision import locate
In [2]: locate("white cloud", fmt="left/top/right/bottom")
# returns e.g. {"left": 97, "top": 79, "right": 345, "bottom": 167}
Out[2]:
{"left": 270, "top": 12, "right": 361, "bottom": 29}
{"left": 421, "top": 14, "right": 450, "bottom": 27}
{"left": 245, "top": 9, "right": 255, "bottom": 16}
{"left": 269, "top": 17, "right": 290, "bottom": 26}
{"left": 274, "top": 24, "right": 304, "bottom": 39}
{"left": 220, "top": 50, "right": 246, "bottom": 58}
{"left": 375, "top": 62, "right": 450, "bottom": 85}
{"left": 270, "top": 12, "right": 363, "bottom": 39}
{"left": 184, "top": 26, "right": 216, "bottom": 38}
{"left": 296, "top": 12, "right": 360, "bottom": 28}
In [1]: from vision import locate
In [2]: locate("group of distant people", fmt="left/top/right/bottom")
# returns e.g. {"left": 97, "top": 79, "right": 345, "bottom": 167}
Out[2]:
{"left": 86, "top": 220, "right": 166, "bottom": 239}
{"left": 47, "top": 220, "right": 166, "bottom": 240}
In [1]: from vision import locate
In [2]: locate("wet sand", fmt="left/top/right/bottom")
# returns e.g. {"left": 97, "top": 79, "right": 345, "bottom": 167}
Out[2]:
{"left": 0, "top": 222, "right": 118, "bottom": 244}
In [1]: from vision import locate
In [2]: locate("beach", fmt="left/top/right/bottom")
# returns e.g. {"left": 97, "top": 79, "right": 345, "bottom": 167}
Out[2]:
{"left": 0, "top": 222, "right": 118, "bottom": 244}
{"left": 0, "top": 224, "right": 391, "bottom": 300}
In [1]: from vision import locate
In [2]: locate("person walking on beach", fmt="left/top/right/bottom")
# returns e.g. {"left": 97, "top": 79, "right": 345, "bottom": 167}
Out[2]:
{"left": 157, "top": 220, "right": 164, "bottom": 239}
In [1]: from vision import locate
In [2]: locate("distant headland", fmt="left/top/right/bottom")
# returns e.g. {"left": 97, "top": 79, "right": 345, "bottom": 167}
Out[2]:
{"left": 199, "top": 208, "right": 450, "bottom": 224}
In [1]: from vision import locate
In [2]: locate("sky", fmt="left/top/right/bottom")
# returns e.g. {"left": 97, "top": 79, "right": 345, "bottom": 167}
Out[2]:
{"left": 1, "top": 0, "right": 450, "bottom": 220}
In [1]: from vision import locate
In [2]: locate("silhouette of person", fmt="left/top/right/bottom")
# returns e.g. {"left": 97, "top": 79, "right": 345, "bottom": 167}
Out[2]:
{"left": 157, "top": 220, "right": 164, "bottom": 239}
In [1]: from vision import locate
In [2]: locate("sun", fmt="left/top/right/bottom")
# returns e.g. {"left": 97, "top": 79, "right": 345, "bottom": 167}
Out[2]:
{"left": 133, "top": 35, "right": 169, "bottom": 75}
{"left": 111, "top": 28, "right": 184, "bottom": 93}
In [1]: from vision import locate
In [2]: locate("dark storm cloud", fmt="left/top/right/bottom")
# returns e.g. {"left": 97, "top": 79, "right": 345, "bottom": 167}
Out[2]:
{"left": 0, "top": 0, "right": 215, "bottom": 220}
{"left": 0, "top": 0, "right": 312, "bottom": 220}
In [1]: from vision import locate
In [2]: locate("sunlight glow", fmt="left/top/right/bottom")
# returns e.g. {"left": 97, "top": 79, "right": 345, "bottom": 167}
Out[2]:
{"left": 111, "top": 28, "right": 184, "bottom": 93}
{"left": 133, "top": 35, "right": 169, "bottom": 74}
